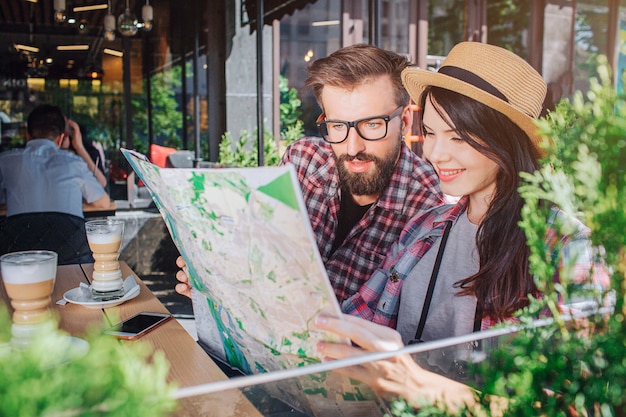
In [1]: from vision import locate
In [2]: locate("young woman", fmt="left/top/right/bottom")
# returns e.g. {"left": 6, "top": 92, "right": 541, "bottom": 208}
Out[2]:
{"left": 314, "top": 42, "right": 605, "bottom": 412}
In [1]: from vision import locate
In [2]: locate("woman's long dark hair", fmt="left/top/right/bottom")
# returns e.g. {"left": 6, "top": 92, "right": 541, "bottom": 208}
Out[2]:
{"left": 419, "top": 86, "right": 542, "bottom": 320}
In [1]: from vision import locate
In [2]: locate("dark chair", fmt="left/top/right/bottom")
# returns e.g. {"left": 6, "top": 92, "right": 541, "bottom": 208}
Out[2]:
{"left": 166, "top": 150, "right": 195, "bottom": 168}
{"left": 0, "top": 212, "right": 94, "bottom": 265}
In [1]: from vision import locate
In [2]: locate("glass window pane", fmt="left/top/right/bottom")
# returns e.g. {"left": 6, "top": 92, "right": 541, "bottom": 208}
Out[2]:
{"left": 380, "top": 0, "right": 410, "bottom": 55}
{"left": 487, "top": 0, "right": 531, "bottom": 60}
{"left": 173, "top": 323, "right": 535, "bottom": 416}
{"left": 280, "top": 1, "right": 341, "bottom": 135}
{"left": 573, "top": 1, "right": 611, "bottom": 93}
{"left": 428, "top": 0, "right": 465, "bottom": 58}
{"left": 617, "top": 5, "right": 626, "bottom": 94}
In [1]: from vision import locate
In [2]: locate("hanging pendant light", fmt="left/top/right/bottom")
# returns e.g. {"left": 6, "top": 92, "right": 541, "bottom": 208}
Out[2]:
{"left": 104, "top": 15, "right": 116, "bottom": 41}
{"left": 53, "top": 0, "right": 67, "bottom": 23}
{"left": 104, "top": 0, "right": 116, "bottom": 41}
{"left": 118, "top": 0, "right": 138, "bottom": 36}
{"left": 142, "top": 0, "right": 153, "bottom": 32}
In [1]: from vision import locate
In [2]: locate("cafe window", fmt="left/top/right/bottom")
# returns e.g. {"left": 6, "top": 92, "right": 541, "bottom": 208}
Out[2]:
{"left": 617, "top": 3, "right": 626, "bottom": 94}
{"left": 280, "top": 0, "right": 341, "bottom": 135}
{"left": 428, "top": 0, "right": 465, "bottom": 57}
{"left": 380, "top": 0, "right": 411, "bottom": 54}
{"left": 279, "top": 0, "right": 413, "bottom": 135}
{"left": 487, "top": 0, "right": 531, "bottom": 59}
{"left": 572, "top": 0, "right": 612, "bottom": 93}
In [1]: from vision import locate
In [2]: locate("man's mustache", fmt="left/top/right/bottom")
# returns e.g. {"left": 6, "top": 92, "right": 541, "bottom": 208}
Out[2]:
{"left": 340, "top": 153, "right": 376, "bottom": 162}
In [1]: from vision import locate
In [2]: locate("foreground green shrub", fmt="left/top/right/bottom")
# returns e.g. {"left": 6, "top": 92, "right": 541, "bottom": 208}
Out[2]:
{"left": 0, "top": 307, "right": 177, "bottom": 417}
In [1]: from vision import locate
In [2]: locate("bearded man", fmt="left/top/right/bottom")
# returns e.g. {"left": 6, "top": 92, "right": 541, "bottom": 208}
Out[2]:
{"left": 281, "top": 44, "right": 443, "bottom": 302}
{"left": 175, "top": 44, "right": 443, "bottom": 303}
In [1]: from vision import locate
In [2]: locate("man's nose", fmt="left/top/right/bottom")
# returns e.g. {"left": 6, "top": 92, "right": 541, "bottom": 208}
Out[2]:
{"left": 344, "top": 126, "right": 367, "bottom": 156}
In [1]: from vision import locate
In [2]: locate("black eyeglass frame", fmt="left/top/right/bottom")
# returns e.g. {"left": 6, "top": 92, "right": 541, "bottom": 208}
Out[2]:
{"left": 316, "top": 106, "right": 404, "bottom": 144}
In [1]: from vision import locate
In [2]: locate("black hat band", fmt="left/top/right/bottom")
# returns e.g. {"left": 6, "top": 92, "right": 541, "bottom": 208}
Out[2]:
{"left": 438, "top": 66, "right": 508, "bottom": 103}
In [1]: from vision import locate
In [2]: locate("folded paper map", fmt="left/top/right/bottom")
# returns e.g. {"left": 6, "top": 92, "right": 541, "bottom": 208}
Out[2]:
{"left": 121, "top": 149, "right": 386, "bottom": 416}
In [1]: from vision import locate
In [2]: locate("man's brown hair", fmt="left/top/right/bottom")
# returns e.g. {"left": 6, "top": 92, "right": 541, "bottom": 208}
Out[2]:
{"left": 304, "top": 44, "right": 411, "bottom": 112}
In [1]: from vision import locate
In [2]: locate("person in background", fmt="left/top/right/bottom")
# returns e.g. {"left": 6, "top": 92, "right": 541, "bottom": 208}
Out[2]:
{"left": 61, "top": 119, "right": 107, "bottom": 188}
{"left": 314, "top": 42, "right": 607, "bottom": 412}
{"left": 0, "top": 104, "right": 110, "bottom": 218}
{"left": 175, "top": 44, "right": 443, "bottom": 302}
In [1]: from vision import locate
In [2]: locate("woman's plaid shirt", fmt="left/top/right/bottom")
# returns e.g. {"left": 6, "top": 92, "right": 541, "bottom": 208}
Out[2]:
{"left": 342, "top": 197, "right": 609, "bottom": 330}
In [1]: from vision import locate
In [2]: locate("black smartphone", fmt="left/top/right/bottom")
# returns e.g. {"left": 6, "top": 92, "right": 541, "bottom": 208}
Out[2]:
{"left": 104, "top": 312, "right": 172, "bottom": 340}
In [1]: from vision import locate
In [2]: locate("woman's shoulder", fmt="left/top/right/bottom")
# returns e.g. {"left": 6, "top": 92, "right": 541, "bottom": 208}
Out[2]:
{"left": 422, "top": 196, "right": 469, "bottom": 223}
{"left": 399, "top": 198, "right": 468, "bottom": 242}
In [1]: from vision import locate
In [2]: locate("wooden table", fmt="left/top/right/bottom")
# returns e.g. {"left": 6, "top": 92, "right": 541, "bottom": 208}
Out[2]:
{"left": 0, "top": 200, "right": 117, "bottom": 218}
{"left": 0, "top": 261, "right": 263, "bottom": 417}
{"left": 83, "top": 200, "right": 117, "bottom": 218}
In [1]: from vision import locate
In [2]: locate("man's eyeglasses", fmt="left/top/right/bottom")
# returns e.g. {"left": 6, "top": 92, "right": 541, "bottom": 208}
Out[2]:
{"left": 316, "top": 106, "right": 404, "bottom": 144}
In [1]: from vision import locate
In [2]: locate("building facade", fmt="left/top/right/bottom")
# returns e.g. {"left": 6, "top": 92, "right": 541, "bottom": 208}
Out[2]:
{"left": 0, "top": 0, "right": 624, "bottom": 166}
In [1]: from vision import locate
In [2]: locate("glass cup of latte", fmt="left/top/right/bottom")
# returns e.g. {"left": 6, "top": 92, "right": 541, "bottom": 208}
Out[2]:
{"left": 0, "top": 250, "right": 58, "bottom": 346}
{"left": 85, "top": 219, "right": 125, "bottom": 301}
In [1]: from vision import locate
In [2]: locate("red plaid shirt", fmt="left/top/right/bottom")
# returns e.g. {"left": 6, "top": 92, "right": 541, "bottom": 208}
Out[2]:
{"left": 281, "top": 137, "right": 443, "bottom": 302}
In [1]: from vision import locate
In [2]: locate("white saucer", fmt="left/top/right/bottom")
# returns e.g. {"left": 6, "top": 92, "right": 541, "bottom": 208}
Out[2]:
{"left": 0, "top": 335, "right": 89, "bottom": 366}
{"left": 63, "top": 276, "right": 140, "bottom": 309}
{"left": 56, "top": 336, "right": 90, "bottom": 365}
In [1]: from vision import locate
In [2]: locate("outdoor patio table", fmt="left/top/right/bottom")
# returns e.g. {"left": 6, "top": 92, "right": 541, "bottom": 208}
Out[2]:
{"left": 0, "top": 261, "right": 263, "bottom": 417}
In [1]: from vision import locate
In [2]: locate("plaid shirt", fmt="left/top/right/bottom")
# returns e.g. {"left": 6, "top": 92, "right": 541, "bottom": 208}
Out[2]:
{"left": 281, "top": 136, "right": 443, "bottom": 303}
{"left": 342, "top": 197, "right": 609, "bottom": 330}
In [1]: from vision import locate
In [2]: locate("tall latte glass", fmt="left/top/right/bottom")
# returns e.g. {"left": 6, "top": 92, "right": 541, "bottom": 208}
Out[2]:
{"left": 1, "top": 250, "right": 58, "bottom": 346}
{"left": 85, "top": 219, "right": 125, "bottom": 301}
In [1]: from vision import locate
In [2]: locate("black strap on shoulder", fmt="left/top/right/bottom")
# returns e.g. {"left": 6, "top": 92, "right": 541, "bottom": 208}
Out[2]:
{"left": 473, "top": 304, "right": 483, "bottom": 332}
{"left": 411, "top": 220, "right": 453, "bottom": 343}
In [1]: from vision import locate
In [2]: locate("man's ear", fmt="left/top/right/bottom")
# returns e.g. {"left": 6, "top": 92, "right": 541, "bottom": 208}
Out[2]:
{"left": 401, "top": 105, "right": 414, "bottom": 135}
{"left": 54, "top": 133, "right": 65, "bottom": 148}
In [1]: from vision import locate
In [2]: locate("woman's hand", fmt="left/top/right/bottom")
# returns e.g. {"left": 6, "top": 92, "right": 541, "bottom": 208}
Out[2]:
{"left": 175, "top": 256, "right": 192, "bottom": 299}
{"left": 314, "top": 314, "right": 478, "bottom": 412}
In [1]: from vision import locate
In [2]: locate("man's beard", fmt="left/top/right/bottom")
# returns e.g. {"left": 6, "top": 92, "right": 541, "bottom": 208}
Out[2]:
{"left": 335, "top": 138, "right": 401, "bottom": 196}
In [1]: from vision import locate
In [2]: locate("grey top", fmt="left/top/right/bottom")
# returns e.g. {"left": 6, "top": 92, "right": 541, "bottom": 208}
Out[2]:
{"left": 397, "top": 210, "right": 479, "bottom": 345}
{"left": 0, "top": 139, "right": 105, "bottom": 218}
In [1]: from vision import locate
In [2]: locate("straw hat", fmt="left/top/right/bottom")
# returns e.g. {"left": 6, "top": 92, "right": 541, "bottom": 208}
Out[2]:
{"left": 401, "top": 42, "right": 547, "bottom": 154}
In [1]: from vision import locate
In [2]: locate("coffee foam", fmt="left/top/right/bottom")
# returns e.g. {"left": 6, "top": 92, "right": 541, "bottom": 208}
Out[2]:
{"left": 1, "top": 253, "right": 57, "bottom": 284}
{"left": 87, "top": 233, "right": 122, "bottom": 244}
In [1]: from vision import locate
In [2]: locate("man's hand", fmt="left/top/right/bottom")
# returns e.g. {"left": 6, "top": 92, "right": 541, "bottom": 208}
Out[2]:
{"left": 175, "top": 256, "right": 192, "bottom": 299}
{"left": 66, "top": 119, "right": 107, "bottom": 187}
{"left": 66, "top": 119, "right": 85, "bottom": 151}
